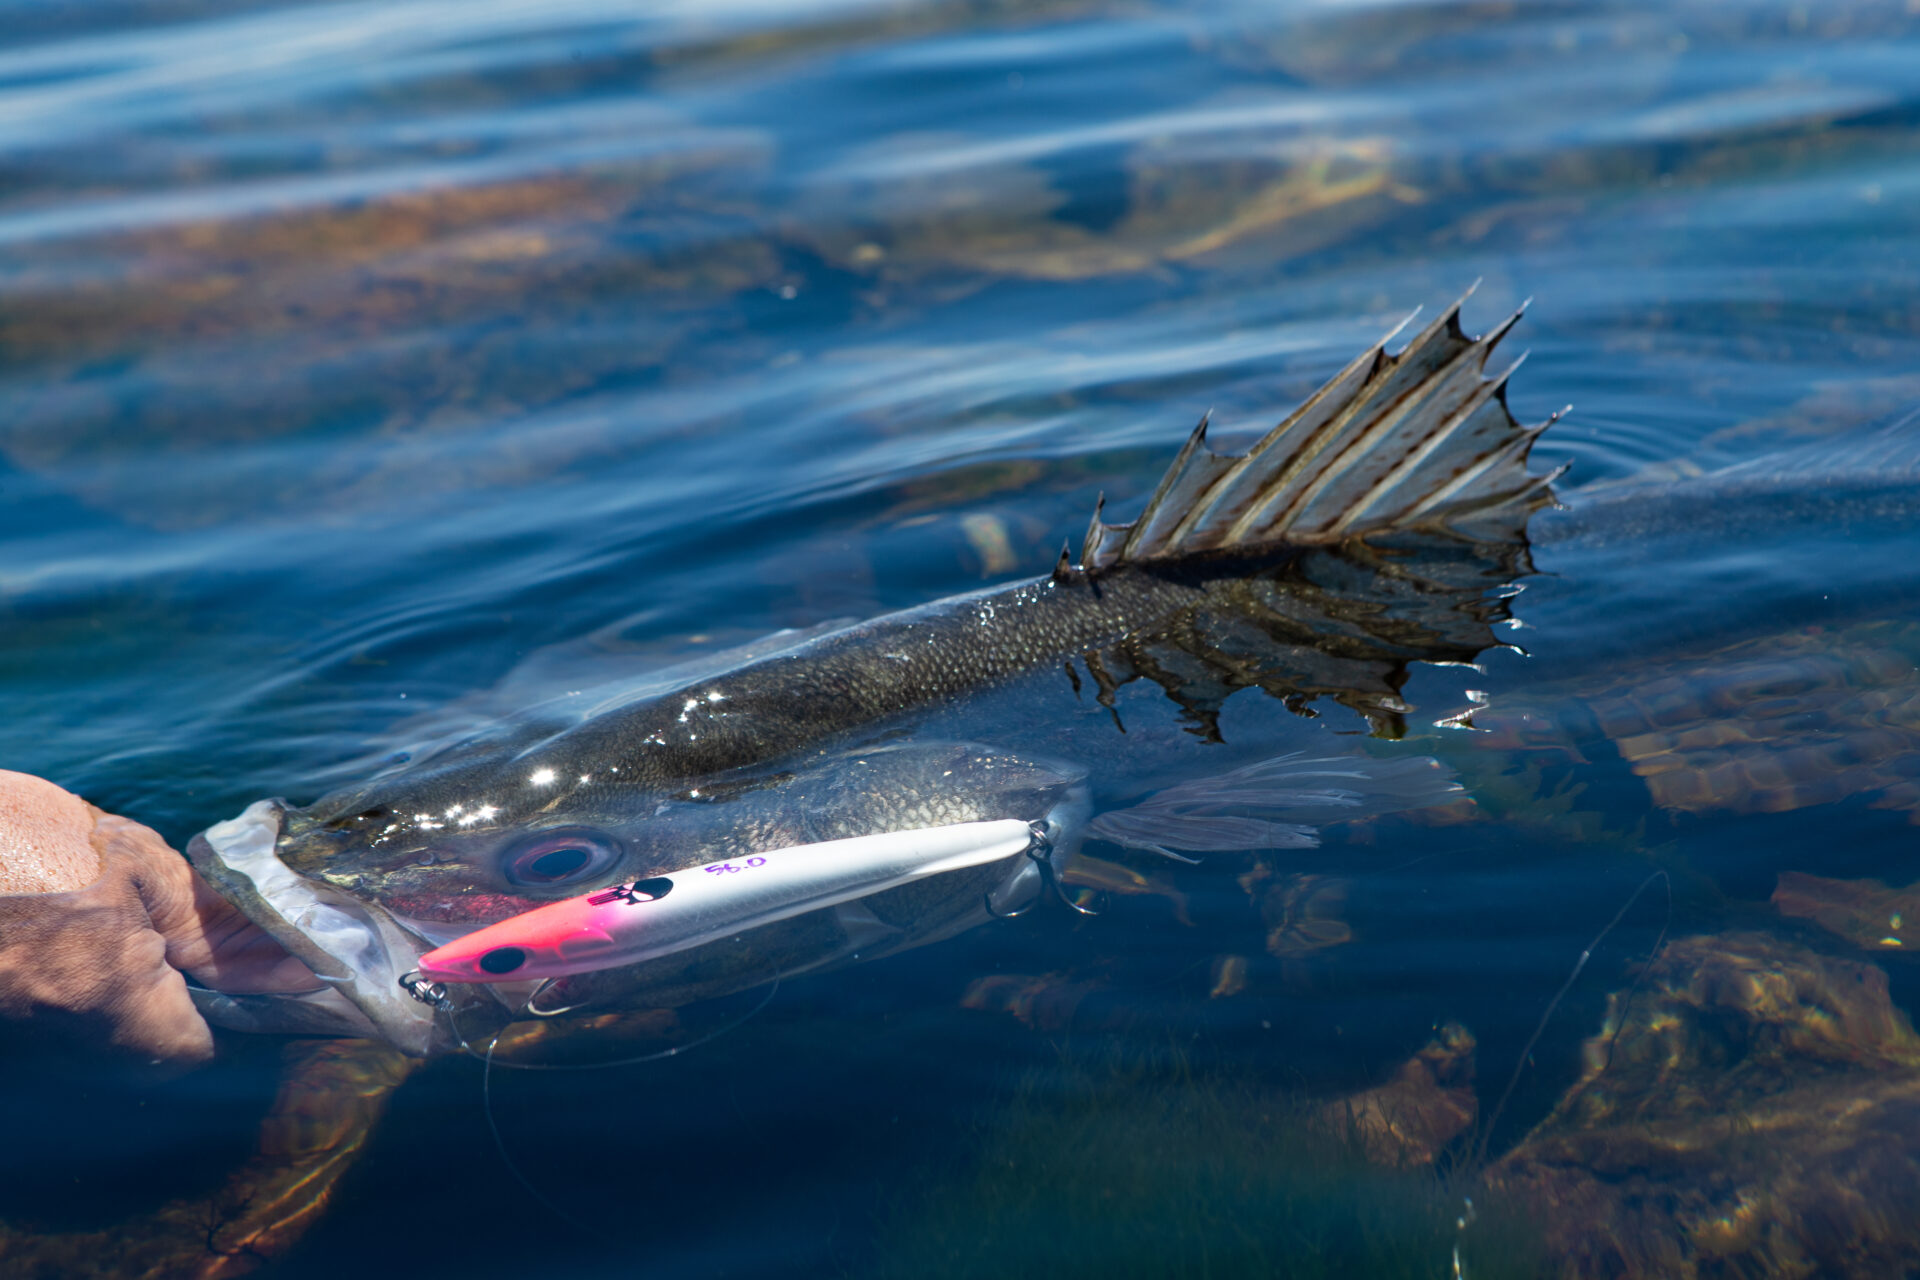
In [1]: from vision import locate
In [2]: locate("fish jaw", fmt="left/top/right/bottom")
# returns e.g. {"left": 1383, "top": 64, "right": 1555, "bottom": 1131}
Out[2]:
{"left": 186, "top": 800, "right": 493, "bottom": 1055}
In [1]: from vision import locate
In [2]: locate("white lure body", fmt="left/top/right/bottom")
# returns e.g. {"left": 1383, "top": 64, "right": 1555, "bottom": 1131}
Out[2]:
{"left": 416, "top": 818, "right": 1040, "bottom": 982}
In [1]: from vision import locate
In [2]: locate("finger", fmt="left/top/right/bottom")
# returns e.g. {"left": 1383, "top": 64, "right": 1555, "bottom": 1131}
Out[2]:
{"left": 96, "top": 814, "right": 322, "bottom": 995}
{"left": 179, "top": 871, "right": 325, "bottom": 993}
{"left": 98, "top": 946, "right": 218, "bottom": 1064}
{"left": 0, "top": 872, "right": 219, "bottom": 1064}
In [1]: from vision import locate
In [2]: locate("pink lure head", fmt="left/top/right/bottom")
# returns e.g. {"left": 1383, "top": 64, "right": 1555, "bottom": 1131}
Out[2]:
{"left": 415, "top": 876, "right": 672, "bottom": 982}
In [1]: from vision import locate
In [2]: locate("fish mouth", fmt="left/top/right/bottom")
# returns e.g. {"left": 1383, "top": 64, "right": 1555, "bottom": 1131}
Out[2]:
{"left": 186, "top": 799, "right": 495, "bottom": 1055}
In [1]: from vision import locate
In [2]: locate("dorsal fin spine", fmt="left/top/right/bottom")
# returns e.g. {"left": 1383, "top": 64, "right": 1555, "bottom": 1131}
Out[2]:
{"left": 1117, "top": 412, "right": 1212, "bottom": 563}
{"left": 1325, "top": 348, "right": 1529, "bottom": 537}
{"left": 1217, "top": 301, "right": 1473, "bottom": 546}
{"left": 1075, "top": 289, "right": 1556, "bottom": 573}
{"left": 1210, "top": 338, "right": 1400, "bottom": 547}
{"left": 1161, "top": 333, "right": 1396, "bottom": 553}
{"left": 1079, "top": 493, "right": 1109, "bottom": 569}
{"left": 1248, "top": 309, "right": 1493, "bottom": 539}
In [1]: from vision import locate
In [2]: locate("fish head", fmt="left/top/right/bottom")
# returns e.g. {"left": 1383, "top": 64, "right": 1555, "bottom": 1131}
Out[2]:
{"left": 272, "top": 767, "right": 650, "bottom": 928}
{"left": 188, "top": 740, "right": 1089, "bottom": 1054}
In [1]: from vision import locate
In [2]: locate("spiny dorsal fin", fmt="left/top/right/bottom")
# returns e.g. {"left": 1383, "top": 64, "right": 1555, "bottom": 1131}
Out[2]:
{"left": 1051, "top": 541, "right": 1075, "bottom": 583}
{"left": 1077, "top": 291, "right": 1563, "bottom": 575}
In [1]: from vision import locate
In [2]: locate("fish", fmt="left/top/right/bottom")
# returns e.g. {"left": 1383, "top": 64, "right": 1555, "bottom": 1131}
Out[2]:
{"left": 186, "top": 292, "right": 1557, "bottom": 1054}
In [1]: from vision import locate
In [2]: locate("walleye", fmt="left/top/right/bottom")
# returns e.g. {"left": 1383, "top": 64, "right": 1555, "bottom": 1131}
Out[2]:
{"left": 188, "top": 293, "right": 1556, "bottom": 1053}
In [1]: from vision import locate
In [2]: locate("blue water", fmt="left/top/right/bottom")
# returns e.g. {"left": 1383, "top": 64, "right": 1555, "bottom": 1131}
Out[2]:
{"left": 5, "top": 1, "right": 1920, "bottom": 1276}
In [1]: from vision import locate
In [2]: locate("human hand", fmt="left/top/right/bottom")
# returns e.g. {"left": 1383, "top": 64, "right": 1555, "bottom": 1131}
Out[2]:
{"left": 0, "top": 770, "right": 320, "bottom": 1063}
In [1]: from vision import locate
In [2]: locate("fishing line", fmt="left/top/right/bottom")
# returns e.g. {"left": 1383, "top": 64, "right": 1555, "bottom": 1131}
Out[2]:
{"left": 477, "top": 1031, "right": 591, "bottom": 1231}
{"left": 443, "top": 977, "right": 781, "bottom": 1072}
{"left": 438, "top": 979, "right": 779, "bottom": 1227}
{"left": 1474, "top": 869, "right": 1670, "bottom": 1166}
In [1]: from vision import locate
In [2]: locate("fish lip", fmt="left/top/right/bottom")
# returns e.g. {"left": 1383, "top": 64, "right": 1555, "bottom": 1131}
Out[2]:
{"left": 187, "top": 799, "right": 467, "bottom": 1055}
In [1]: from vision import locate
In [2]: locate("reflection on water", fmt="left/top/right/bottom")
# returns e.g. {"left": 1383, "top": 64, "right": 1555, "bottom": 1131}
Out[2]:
{"left": 6, "top": 0, "right": 1920, "bottom": 1277}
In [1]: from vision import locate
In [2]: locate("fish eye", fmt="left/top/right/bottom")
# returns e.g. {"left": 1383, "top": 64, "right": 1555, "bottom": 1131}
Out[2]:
{"left": 501, "top": 828, "right": 623, "bottom": 888}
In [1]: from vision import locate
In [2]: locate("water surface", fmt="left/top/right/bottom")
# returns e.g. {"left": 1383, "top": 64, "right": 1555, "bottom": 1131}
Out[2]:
{"left": 5, "top": 1, "right": 1920, "bottom": 1275}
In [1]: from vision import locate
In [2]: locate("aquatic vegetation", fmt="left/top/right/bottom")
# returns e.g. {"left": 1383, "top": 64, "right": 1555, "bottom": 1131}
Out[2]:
{"left": 859, "top": 1040, "right": 1544, "bottom": 1280}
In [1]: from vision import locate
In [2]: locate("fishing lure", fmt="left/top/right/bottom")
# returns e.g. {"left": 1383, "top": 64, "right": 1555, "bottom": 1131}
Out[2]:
{"left": 411, "top": 818, "right": 1043, "bottom": 983}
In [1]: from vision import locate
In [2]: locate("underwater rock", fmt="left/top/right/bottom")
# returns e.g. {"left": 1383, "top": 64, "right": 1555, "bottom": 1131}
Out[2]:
{"left": 1488, "top": 931, "right": 1920, "bottom": 1279}
{"left": 1474, "top": 621, "right": 1920, "bottom": 822}
{"left": 1773, "top": 870, "right": 1919, "bottom": 952}
{"left": 796, "top": 129, "right": 1406, "bottom": 284}
{"left": 1316, "top": 1021, "right": 1476, "bottom": 1167}
{"left": 958, "top": 971, "right": 1102, "bottom": 1033}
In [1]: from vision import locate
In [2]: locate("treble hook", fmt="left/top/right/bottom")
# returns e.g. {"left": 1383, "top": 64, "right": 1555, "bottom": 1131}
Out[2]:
{"left": 984, "top": 821, "right": 1102, "bottom": 919}
{"left": 984, "top": 880, "right": 1040, "bottom": 919}
{"left": 526, "top": 977, "right": 587, "bottom": 1018}
{"left": 1054, "top": 880, "right": 1103, "bottom": 917}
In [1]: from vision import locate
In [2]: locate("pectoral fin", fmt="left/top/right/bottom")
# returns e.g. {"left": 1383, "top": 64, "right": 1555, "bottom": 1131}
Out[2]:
{"left": 1086, "top": 751, "right": 1462, "bottom": 858}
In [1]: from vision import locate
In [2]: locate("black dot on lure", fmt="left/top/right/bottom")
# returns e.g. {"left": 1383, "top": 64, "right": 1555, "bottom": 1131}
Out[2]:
{"left": 479, "top": 946, "right": 529, "bottom": 975}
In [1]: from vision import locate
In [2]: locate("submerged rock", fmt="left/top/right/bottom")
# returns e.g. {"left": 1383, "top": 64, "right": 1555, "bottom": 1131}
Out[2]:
{"left": 1318, "top": 1022, "right": 1476, "bottom": 1168}
{"left": 1489, "top": 931, "right": 1920, "bottom": 1278}
{"left": 1474, "top": 622, "right": 1920, "bottom": 823}
{"left": 1773, "top": 869, "right": 1920, "bottom": 952}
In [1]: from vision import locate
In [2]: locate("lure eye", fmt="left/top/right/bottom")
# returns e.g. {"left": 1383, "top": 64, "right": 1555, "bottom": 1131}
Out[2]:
{"left": 501, "top": 828, "right": 623, "bottom": 888}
